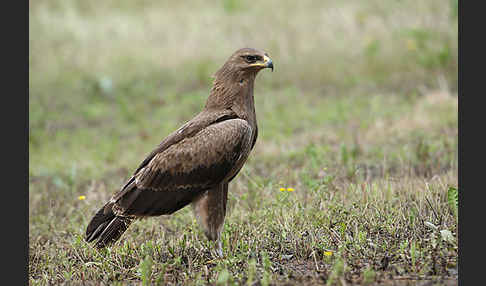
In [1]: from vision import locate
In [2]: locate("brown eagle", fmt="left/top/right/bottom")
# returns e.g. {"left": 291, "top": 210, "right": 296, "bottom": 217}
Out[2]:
{"left": 85, "top": 48, "right": 273, "bottom": 256}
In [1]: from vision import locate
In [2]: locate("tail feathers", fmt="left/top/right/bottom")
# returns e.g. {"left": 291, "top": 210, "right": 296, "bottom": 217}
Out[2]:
{"left": 86, "top": 204, "right": 133, "bottom": 249}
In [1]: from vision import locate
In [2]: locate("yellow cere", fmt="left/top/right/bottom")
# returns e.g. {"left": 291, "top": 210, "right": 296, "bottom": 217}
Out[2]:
{"left": 78, "top": 195, "right": 86, "bottom": 201}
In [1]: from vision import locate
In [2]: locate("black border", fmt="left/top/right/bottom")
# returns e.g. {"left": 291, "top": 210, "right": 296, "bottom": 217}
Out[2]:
{"left": 10, "top": 0, "right": 28, "bottom": 284}
{"left": 458, "top": 0, "right": 471, "bottom": 285}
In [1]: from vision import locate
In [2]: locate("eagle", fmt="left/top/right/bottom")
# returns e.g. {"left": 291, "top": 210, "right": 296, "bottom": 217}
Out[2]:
{"left": 85, "top": 48, "right": 273, "bottom": 257}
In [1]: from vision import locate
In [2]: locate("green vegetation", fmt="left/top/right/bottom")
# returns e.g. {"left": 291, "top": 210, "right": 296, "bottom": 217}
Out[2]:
{"left": 29, "top": 0, "right": 457, "bottom": 285}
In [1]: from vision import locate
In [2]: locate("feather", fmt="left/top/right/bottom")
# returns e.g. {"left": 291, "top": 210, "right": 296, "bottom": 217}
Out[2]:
{"left": 85, "top": 48, "right": 273, "bottom": 250}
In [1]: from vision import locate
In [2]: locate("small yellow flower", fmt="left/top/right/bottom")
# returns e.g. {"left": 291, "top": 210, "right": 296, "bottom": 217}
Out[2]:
{"left": 287, "top": 188, "right": 295, "bottom": 192}
{"left": 78, "top": 195, "right": 86, "bottom": 201}
{"left": 324, "top": 251, "right": 333, "bottom": 257}
{"left": 279, "top": 187, "right": 286, "bottom": 192}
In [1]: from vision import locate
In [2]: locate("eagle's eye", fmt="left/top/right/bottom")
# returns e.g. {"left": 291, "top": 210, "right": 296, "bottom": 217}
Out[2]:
{"left": 242, "top": 55, "right": 260, "bottom": 63}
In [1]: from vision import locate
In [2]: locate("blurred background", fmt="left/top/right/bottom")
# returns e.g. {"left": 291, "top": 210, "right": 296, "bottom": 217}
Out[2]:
{"left": 29, "top": 1, "right": 458, "bottom": 283}
{"left": 29, "top": 0, "right": 457, "bottom": 179}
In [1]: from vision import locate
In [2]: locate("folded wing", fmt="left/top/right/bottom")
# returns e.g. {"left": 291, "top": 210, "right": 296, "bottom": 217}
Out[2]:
{"left": 110, "top": 118, "right": 253, "bottom": 217}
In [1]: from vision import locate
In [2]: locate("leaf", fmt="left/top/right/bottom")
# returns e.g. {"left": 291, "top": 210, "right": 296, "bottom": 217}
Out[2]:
{"left": 139, "top": 255, "right": 153, "bottom": 286}
{"left": 424, "top": 221, "right": 438, "bottom": 231}
{"left": 440, "top": 229, "right": 455, "bottom": 244}
{"left": 216, "top": 269, "right": 230, "bottom": 285}
{"left": 447, "top": 186, "right": 458, "bottom": 220}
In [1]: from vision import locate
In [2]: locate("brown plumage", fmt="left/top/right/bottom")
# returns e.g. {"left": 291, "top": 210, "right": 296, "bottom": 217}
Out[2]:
{"left": 85, "top": 48, "right": 273, "bottom": 256}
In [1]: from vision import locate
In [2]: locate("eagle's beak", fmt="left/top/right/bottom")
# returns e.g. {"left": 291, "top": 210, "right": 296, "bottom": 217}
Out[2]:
{"left": 263, "top": 55, "right": 274, "bottom": 72}
{"left": 249, "top": 54, "right": 274, "bottom": 71}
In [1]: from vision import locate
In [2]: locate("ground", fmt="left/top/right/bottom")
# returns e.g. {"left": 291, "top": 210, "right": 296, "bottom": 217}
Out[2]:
{"left": 29, "top": 1, "right": 458, "bottom": 285}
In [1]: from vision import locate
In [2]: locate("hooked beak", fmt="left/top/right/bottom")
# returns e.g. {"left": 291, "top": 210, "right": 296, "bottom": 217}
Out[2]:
{"left": 263, "top": 54, "right": 274, "bottom": 72}
{"left": 249, "top": 54, "right": 274, "bottom": 72}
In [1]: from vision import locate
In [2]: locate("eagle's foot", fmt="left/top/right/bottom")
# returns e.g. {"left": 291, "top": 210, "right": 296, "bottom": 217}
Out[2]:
{"left": 209, "top": 239, "right": 223, "bottom": 259}
{"left": 215, "top": 240, "right": 223, "bottom": 258}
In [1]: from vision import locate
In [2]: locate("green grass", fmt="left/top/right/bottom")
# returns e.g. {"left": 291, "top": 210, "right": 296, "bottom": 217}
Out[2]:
{"left": 29, "top": 0, "right": 457, "bottom": 285}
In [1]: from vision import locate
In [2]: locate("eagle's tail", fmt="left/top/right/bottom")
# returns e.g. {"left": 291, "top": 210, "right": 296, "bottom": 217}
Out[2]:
{"left": 85, "top": 204, "right": 133, "bottom": 249}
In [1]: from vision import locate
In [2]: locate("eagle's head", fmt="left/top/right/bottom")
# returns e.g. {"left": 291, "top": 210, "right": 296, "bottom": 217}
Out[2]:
{"left": 229, "top": 47, "right": 274, "bottom": 72}
{"left": 213, "top": 48, "right": 274, "bottom": 81}
{"left": 207, "top": 48, "right": 274, "bottom": 109}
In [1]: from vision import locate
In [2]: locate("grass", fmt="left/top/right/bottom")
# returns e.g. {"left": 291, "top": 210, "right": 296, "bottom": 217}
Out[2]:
{"left": 29, "top": 0, "right": 457, "bottom": 285}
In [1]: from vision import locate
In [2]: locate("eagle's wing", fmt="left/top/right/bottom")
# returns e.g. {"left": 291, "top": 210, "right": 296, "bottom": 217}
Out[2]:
{"left": 132, "top": 109, "right": 238, "bottom": 175}
{"left": 109, "top": 118, "right": 252, "bottom": 217}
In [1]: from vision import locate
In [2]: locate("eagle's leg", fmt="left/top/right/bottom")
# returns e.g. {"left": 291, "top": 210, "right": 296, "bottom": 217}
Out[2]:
{"left": 192, "top": 182, "right": 228, "bottom": 257}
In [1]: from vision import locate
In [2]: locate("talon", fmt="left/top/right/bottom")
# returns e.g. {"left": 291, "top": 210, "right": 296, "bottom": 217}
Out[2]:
{"left": 216, "top": 240, "right": 223, "bottom": 258}
{"left": 216, "top": 247, "right": 223, "bottom": 258}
